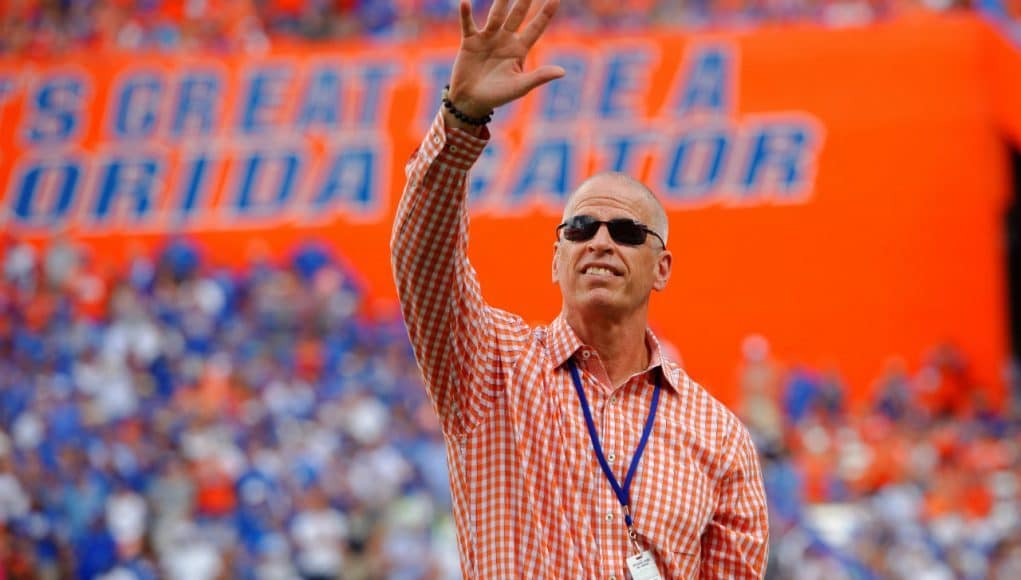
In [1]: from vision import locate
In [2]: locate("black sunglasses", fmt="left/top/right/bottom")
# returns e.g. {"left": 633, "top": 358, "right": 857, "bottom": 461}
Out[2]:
{"left": 556, "top": 215, "right": 665, "bottom": 248}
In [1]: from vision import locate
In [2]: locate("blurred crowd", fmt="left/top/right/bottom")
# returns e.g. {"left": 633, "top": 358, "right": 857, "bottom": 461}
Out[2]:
{"left": 0, "top": 0, "right": 979, "bottom": 56}
{"left": 1, "top": 235, "right": 1020, "bottom": 579}
{"left": 0, "top": 236, "right": 458, "bottom": 579}
{"left": 738, "top": 335, "right": 1021, "bottom": 578}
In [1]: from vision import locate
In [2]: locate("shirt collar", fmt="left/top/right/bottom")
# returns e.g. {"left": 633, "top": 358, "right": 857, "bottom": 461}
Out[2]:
{"left": 547, "top": 314, "right": 681, "bottom": 392}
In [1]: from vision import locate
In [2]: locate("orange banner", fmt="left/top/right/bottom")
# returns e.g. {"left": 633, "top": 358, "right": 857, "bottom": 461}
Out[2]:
{"left": 0, "top": 13, "right": 1010, "bottom": 406}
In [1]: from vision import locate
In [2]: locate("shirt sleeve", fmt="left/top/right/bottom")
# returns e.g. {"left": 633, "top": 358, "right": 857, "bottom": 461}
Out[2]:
{"left": 699, "top": 421, "right": 770, "bottom": 578}
{"left": 390, "top": 111, "right": 530, "bottom": 438}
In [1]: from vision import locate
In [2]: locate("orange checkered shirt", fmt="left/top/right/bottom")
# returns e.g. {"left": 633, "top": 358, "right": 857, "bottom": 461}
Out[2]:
{"left": 391, "top": 112, "right": 769, "bottom": 579}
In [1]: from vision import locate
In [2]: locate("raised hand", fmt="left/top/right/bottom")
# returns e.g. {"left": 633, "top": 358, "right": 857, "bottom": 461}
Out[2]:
{"left": 446, "top": 0, "right": 565, "bottom": 122}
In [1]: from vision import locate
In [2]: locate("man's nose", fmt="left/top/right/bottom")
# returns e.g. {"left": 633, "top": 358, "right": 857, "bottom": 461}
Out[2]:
{"left": 586, "top": 224, "right": 615, "bottom": 250}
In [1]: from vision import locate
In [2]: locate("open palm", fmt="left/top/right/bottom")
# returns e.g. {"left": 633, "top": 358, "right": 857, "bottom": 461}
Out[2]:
{"left": 447, "top": 0, "right": 566, "bottom": 117}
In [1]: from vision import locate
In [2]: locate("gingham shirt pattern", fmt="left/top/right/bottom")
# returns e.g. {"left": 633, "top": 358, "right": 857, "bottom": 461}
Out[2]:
{"left": 391, "top": 112, "right": 769, "bottom": 579}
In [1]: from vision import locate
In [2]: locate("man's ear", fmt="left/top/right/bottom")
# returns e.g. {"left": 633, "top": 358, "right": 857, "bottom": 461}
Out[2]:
{"left": 652, "top": 249, "right": 672, "bottom": 292}
{"left": 551, "top": 242, "right": 560, "bottom": 284}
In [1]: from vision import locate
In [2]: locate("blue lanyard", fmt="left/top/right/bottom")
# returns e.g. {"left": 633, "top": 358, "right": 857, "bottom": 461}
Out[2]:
{"left": 568, "top": 359, "right": 661, "bottom": 538}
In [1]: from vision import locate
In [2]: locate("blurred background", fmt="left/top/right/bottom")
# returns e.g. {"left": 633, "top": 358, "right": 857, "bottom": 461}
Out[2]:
{"left": 1, "top": 0, "right": 1021, "bottom": 579}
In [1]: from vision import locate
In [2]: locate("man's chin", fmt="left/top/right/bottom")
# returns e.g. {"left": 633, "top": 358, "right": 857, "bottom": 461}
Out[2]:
{"left": 572, "top": 294, "right": 624, "bottom": 317}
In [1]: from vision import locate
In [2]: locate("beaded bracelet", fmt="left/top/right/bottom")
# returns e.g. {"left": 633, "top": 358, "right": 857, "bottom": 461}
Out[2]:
{"left": 441, "top": 85, "right": 493, "bottom": 126}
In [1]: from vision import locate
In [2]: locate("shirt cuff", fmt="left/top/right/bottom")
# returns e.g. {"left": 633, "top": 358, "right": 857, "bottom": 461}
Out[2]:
{"left": 421, "top": 109, "right": 490, "bottom": 172}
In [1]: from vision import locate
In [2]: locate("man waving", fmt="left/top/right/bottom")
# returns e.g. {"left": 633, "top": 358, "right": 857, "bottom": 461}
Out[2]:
{"left": 391, "top": 1, "right": 769, "bottom": 577}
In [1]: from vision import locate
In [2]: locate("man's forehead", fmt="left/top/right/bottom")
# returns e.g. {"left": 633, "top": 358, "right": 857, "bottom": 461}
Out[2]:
{"left": 565, "top": 175, "right": 657, "bottom": 216}
{"left": 575, "top": 173, "right": 647, "bottom": 196}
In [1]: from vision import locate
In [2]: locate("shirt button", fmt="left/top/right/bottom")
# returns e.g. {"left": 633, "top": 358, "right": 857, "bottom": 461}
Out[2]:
{"left": 608, "top": 453, "right": 615, "bottom": 462}
{"left": 582, "top": 350, "right": 591, "bottom": 359}
{"left": 450, "top": 145, "right": 458, "bottom": 152}
{"left": 610, "top": 576, "right": 617, "bottom": 580}
{"left": 609, "top": 396, "right": 618, "bottom": 404}
{"left": 606, "top": 512, "right": 614, "bottom": 521}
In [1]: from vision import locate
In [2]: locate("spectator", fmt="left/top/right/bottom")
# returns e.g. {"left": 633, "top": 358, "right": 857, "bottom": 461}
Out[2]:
{"left": 290, "top": 485, "right": 349, "bottom": 579}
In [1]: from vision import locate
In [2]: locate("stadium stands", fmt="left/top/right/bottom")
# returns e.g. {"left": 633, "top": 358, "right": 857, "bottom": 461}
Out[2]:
{"left": 740, "top": 336, "right": 1021, "bottom": 578}
{"left": 0, "top": 237, "right": 458, "bottom": 579}
{"left": 2, "top": 1, "right": 1020, "bottom": 577}
{"left": 0, "top": 0, "right": 981, "bottom": 55}
{"left": 0, "top": 237, "right": 1018, "bottom": 578}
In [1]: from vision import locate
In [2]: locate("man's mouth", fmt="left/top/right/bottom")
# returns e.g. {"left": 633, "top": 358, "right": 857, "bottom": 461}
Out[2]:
{"left": 583, "top": 266, "right": 616, "bottom": 277}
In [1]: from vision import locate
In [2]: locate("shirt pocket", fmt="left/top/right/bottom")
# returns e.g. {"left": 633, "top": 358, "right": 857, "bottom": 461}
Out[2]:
{"left": 658, "top": 523, "right": 701, "bottom": 579}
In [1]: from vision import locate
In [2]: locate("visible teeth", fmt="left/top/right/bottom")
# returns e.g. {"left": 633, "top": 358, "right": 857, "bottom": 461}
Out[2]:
{"left": 586, "top": 267, "right": 613, "bottom": 276}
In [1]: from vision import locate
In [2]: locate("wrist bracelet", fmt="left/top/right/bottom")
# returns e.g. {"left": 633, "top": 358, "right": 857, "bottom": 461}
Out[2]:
{"left": 442, "top": 85, "right": 493, "bottom": 126}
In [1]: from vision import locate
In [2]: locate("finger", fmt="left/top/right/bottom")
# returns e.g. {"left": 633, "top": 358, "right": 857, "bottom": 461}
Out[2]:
{"left": 483, "top": 0, "right": 511, "bottom": 32}
{"left": 503, "top": 0, "right": 532, "bottom": 32}
{"left": 459, "top": 0, "right": 478, "bottom": 37}
{"left": 517, "top": 64, "right": 566, "bottom": 94}
{"left": 519, "top": 0, "right": 559, "bottom": 48}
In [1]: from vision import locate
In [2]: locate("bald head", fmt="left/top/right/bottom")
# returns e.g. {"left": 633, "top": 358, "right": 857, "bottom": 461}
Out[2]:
{"left": 562, "top": 172, "right": 669, "bottom": 246}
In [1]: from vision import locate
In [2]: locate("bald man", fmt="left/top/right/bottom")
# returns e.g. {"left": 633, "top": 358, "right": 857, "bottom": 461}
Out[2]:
{"left": 390, "top": 0, "right": 769, "bottom": 577}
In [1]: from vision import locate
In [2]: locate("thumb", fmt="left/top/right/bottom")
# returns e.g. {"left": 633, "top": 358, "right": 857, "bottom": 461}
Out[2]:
{"left": 519, "top": 65, "right": 566, "bottom": 94}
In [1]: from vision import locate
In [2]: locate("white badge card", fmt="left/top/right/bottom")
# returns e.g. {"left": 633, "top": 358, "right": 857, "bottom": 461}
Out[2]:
{"left": 626, "top": 550, "right": 663, "bottom": 580}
